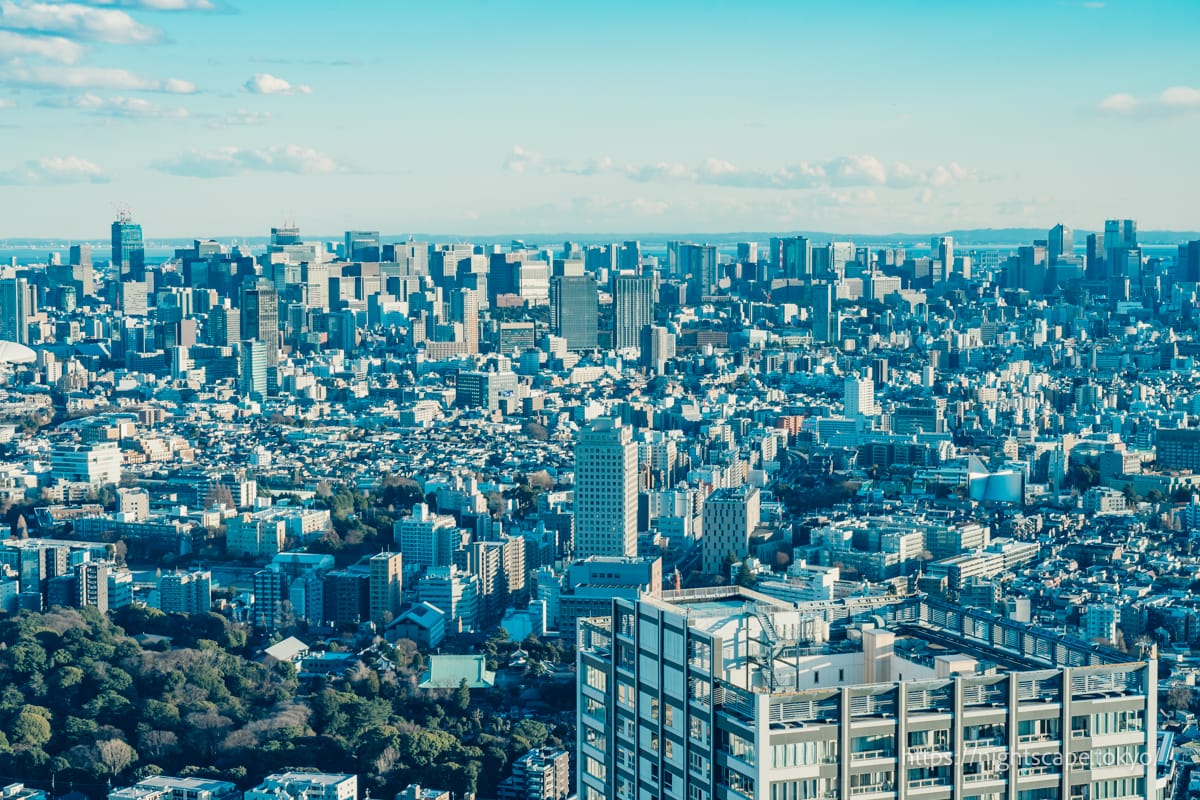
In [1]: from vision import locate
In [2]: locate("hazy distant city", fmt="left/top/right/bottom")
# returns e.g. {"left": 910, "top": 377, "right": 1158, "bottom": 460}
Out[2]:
{"left": 2, "top": 2, "right": 1199, "bottom": 800}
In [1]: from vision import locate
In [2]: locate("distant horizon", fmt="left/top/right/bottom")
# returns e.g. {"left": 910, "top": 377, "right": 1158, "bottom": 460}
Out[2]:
{"left": 3, "top": 225, "right": 1199, "bottom": 249}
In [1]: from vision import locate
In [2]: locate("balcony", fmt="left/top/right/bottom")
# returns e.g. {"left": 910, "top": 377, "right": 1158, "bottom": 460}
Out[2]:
{"left": 962, "top": 773, "right": 1006, "bottom": 784}
{"left": 908, "top": 779, "right": 951, "bottom": 791}
{"left": 851, "top": 749, "right": 896, "bottom": 761}
{"left": 963, "top": 738, "right": 1006, "bottom": 750}
{"left": 849, "top": 784, "right": 895, "bottom": 796}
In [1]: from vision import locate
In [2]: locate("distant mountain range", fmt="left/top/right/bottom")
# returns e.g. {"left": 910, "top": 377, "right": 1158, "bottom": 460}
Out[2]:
{"left": 4, "top": 227, "right": 1198, "bottom": 249}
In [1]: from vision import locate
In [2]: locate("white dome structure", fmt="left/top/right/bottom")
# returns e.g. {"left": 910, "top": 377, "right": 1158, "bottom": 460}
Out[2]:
{"left": 0, "top": 340, "right": 35, "bottom": 364}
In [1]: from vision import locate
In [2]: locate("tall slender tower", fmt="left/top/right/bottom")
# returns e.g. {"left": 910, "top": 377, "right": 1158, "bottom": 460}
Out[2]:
{"left": 449, "top": 287, "right": 480, "bottom": 354}
{"left": 613, "top": 274, "right": 655, "bottom": 352}
{"left": 1048, "top": 224, "right": 1074, "bottom": 263}
{"left": 240, "top": 283, "right": 279, "bottom": 367}
{"left": 368, "top": 551, "right": 403, "bottom": 625}
{"left": 111, "top": 211, "right": 145, "bottom": 279}
{"left": 574, "top": 418, "right": 638, "bottom": 559}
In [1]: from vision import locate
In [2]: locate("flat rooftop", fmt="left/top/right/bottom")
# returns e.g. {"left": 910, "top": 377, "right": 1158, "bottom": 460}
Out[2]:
{"left": 632, "top": 587, "right": 1136, "bottom": 693}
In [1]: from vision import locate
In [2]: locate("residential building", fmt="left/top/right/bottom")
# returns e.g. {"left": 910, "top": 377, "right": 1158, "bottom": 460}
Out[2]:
{"left": 701, "top": 486, "right": 761, "bottom": 574}
{"left": 577, "top": 589, "right": 1157, "bottom": 800}
{"left": 369, "top": 550, "right": 403, "bottom": 625}
{"left": 574, "top": 417, "right": 638, "bottom": 559}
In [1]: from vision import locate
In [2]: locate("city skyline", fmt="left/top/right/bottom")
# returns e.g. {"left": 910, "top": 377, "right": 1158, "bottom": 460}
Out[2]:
{"left": 1, "top": 0, "right": 1198, "bottom": 237}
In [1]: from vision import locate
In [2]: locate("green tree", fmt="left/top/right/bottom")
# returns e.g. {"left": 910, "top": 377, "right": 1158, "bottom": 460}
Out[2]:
{"left": 454, "top": 678, "right": 471, "bottom": 713}
{"left": 9, "top": 709, "right": 52, "bottom": 748}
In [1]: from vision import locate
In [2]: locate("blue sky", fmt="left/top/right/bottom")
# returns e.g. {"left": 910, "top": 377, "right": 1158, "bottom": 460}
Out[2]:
{"left": 0, "top": 0, "right": 1197, "bottom": 238}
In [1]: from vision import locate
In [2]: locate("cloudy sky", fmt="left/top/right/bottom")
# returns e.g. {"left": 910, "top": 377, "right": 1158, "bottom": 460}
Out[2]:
{"left": 0, "top": 0, "right": 1197, "bottom": 238}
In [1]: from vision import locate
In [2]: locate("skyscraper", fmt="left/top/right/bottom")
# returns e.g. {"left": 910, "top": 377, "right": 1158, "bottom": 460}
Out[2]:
{"left": 844, "top": 373, "right": 877, "bottom": 417}
{"left": 813, "top": 283, "right": 839, "bottom": 344}
{"left": 620, "top": 240, "right": 641, "bottom": 271}
{"left": 449, "top": 287, "right": 480, "bottom": 354}
{"left": 368, "top": 551, "right": 403, "bottom": 625}
{"left": 240, "top": 283, "right": 279, "bottom": 367}
{"left": 111, "top": 213, "right": 145, "bottom": 279}
{"left": 1103, "top": 219, "right": 1137, "bottom": 279}
{"left": 68, "top": 244, "right": 95, "bottom": 297}
{"left": 682, "top": 243, "right": 719, "bottom": 303}
{"left": 613, "top": 274, "right": 655, "bottom": 351}
{"left": 578, "top": 590, "right": 1157, "bottom": 800}
{"left": 344, "top": 230, "right": 381, "bottom": 261}
{"left": 550, "top": 274, "right": 598, "bottom": 351}
{"left": 239, "top": 340, "right": 268, "bottom": 398}
{"left": 781, "top": 236, "right": 812, "bottom": 279}
{"left": 1048, "top": 224, "right": 1074, "bottom": 263}
{"left": 208, "top": 305, "right": 241, "bottom": 347}
{"left": 0, "top": 278, "right": 32, "bottom": 344}
{"left": 931, "top": 235, "right": 954, "bottom": 272}
{"left": 639, "top": 324, "right": 675, "bottom": 374}
{"left": 574, "top": 417, "right": 638, "bottom": 559}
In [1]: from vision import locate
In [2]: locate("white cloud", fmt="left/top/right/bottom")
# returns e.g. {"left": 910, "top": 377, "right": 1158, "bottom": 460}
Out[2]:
{"left": 0, "top": 29, "right": 86, "bottom": 61}
{"left": 92, "top": 0, "right": 215, "bottom": 8}
{"left": 0, "top": 154, "right": 108, "bottom": 184}
{"left": 625, "top": 161, "right": 694, "bottom": 182}
{"left": 1097, "top": 86, "right": 1200, "bottom": 116}
{"left": 0, "top": 98, "right": 11, "bottom": 108}
{"left": 244, "top": 73, "right": 312, "bottom": 95}
{"left": 2, "top": 64, "right": 196, "bottom": 92}
{"left": 824, "top": 154, "right": 888, "bottom": 187}
{"left": 504, "top": 146, "right": 975, "bottom": 194}
{"left": 214, "top": 109, "right": 270, "bottom": 126}
{"left": 1097, "top": 93, "right": 1138, "bottom": 113}
{"left": 154, "top": 144, "right": 340, "bottom": 178}
{"left": 1160, "top": 86, "right": 1200, "bottom": 110}
{"left": 0, "top": 1, "right": 161, "bottom": 44}
{"left": 630, "top": 198, "right": 669, "bottom": 217}
{"left": 35, "top": 0, "right": 217, "bottom": 8}
{"left": 503, "top": 145, "right": 542, "bottom": 174}
{"left": 43, "top": 91, "right": 189, "bottom": 117}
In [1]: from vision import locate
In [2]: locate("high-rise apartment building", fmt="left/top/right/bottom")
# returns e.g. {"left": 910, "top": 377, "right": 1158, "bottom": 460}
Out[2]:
{"left": 368, "top": 551, "right": 403, "bottom": 625}
{"left": 701, "top": 486, "right": 760, "bottom": 574}
{"left": 159, "top": 570, "right": 213, "bottom": 615}
{"left": 578, "top": 590, "right": 1157, "bottom": 800}
{"left": 393, "top": 503, "right": 458, "bottom": 577}
{"left": 498, "top": 747, "right": 571, "bottom": 800}
{"left": 845, "top": 374, "right": 877, "bottom": 418}
{"left": 614, "top": 274, "right": 656, "bottom": 352}
{"left": 574, "top": 418, "right": 638, "bottom": 559}
{"left": 111, "top": 213, "right": 145, "bottom": 278}
{"left": 550, "top": 274, "right": 599, "bottom": 351}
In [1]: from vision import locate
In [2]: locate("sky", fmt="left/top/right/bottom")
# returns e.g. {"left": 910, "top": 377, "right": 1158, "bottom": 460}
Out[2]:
{"left": 0, "top": 0, "right": 1198, "bottom": 239}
